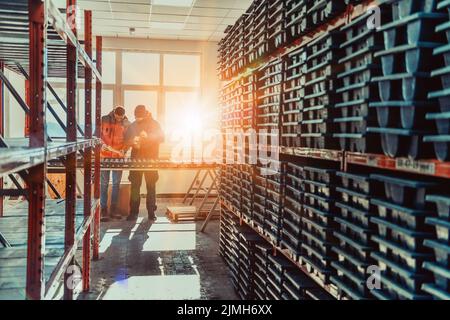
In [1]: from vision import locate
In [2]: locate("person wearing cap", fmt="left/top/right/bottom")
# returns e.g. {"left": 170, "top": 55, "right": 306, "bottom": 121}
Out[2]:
{"left": 124, "top": 105, "right": 165, "bottom": 222}
{"left": 98, "top": 106, "right": 130, "bottom": 221}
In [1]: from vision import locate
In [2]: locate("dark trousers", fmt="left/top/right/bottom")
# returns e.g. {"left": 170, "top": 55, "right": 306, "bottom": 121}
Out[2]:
{"left": 129, "top": 170, "right": 159, "bottom": 217}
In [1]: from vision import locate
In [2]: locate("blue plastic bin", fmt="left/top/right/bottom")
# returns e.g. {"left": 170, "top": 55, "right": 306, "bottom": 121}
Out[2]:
{"left": 371, "top": 174, "right": 438, "bottom": 208}
{"left": 427, "top": 194, "right": 450, "bottom": 219}
{"left": 367, "top": 126, "right": 432, "bottom": 159}
{"left": 424, "top": 239, "right": 450, "bottom": 267}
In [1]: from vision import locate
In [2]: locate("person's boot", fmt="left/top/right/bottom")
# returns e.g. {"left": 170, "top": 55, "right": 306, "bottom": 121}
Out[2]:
{"left": 110, "top": 205, "right": 123, "bottom": 220}
{"left": 100, "top": 208, "right": 110, "bottom": 222}
{"left": 148, "top": 211, "right": 157, "bottom": 222}
{"left": 126, "top": 212, "right": 138, "bottom": 221}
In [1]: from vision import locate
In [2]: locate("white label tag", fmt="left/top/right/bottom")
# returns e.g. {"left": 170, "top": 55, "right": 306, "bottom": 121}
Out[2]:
{"left": 396, "top": 158, "right": 436, "bottom": 175}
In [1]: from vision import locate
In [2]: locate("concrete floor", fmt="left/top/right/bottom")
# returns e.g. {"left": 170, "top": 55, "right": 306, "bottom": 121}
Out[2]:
{"left": 78, "top": 198, "right": 237, "bottom": 300}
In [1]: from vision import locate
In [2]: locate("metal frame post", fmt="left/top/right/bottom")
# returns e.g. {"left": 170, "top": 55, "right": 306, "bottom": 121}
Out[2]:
{"left": 24, "top": 79, "right": 30, "bottom": 137}
{"left": 82, "top": 10, "right": 92, "bottom": 293}
{"left": 64, "top": 0, "right": 77, "bottom": 300}
{"left": 0, "top": 62, "right": 4, "bottom": 217}
{"left": 26, "top": 0, "right": 47, "bottom": 300}
{"left": 93, "top": 36, "right": 102, "bottom": 260}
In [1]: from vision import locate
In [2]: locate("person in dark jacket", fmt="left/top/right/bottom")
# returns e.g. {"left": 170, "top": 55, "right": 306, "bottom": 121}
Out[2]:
{"left": 124, "top": 105, "right": 164, "bottom": 222}
{"left": 98, "top": 106, "right": 130, "bottom": 221}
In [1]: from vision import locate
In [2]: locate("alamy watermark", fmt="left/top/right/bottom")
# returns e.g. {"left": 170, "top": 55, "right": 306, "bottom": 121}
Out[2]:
{"left": 366, "top": 5, "right": 382, "bottom": 30}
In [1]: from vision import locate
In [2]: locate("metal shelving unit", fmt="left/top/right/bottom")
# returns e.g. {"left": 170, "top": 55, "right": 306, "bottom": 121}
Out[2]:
{"left": 0, "top": 0, "right": 102, "bottom": 300}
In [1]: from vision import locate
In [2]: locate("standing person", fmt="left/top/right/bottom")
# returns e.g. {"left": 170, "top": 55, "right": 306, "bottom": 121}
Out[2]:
{"left": 124, "top": 105, "right": 164, "bottom": 222}
{"left": 99, "top": 106, "right": 130, "bottom": 222}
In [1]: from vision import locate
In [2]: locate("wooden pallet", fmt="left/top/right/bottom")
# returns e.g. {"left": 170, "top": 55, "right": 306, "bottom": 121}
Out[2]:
{"left": 166, "top": 205, "right": 220, "bottom": 222}
{"left": 166, "top": 206, "right": 203, "bottom": 222}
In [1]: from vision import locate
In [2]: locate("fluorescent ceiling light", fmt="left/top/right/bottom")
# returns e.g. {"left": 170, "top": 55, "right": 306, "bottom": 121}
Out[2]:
{"left": 152, "top": 0, "right": 195, "bottom": 7}
{"left": 150, "top": 21, "right": 185, "bottom": 30}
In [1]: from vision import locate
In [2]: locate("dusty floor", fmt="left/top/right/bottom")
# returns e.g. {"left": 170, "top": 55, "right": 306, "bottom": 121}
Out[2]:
{"left": 78, "top": 198, "right": 237, "bottom": 300}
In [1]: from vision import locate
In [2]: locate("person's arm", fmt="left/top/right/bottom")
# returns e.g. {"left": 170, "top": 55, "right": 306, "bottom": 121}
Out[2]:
{"left": 120, "top": 121, "right": 132, "bottom": 153}
{"left": 144, "top": 121, "right": 164, "bottom": 144}
{"left": 123, "top": 124, "right": 135, "bottom": 148}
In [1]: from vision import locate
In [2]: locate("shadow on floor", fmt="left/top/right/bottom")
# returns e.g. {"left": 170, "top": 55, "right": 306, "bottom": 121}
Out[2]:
{"left": 78, "top": 198, "right": 237, "bottom": 300}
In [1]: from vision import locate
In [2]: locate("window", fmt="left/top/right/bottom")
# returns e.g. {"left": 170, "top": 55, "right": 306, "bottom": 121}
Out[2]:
{"left": 93, "top": 50, "right": 116, "bottom": 85}
{"left": 78, "top": 89, "right": 114, "bottom": 128}
{"left": 124, "top": 90, "right": 158, "bottom": 121}
{"left": 6, "top": 69, "right": 26, "bottom": 138}
{"left": 164, "top": 92, "right": 200, "bottom": 134}
{"left": 122, "top": 52, "right": 160, "bottom": 85}
{"left": 46, "top": 87, "right": 67, "bottom": 137}
{"left": 102, "top": 51, "right": 117, "bottom": 85}
{"left": 163, "top": 54, "right": 200, "bottom": 87}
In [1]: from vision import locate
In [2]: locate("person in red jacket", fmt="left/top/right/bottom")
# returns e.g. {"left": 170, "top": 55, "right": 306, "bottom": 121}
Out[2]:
{"left": 99, "top": 106, "right": 130, "bottom": 221}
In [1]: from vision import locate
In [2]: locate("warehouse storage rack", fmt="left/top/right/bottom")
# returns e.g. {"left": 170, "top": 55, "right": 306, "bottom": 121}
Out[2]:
{"left": 219, "top": 0, "right": 450, "bottom": 300}
{"left": 0, "top": 0, "right": 103, "bottom": 300}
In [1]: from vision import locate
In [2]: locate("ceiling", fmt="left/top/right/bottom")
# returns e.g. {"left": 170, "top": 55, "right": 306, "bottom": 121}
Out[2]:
{"left": 52, "top": 0, "right": 253, "bottom": 42}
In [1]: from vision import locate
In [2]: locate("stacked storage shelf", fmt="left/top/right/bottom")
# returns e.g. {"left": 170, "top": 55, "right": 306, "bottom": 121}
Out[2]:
{"left": 218, "top": 37, "right": 227, "bottom": 81}
{"left": 283, "top": 267, "right": 315, "bottom": 299}
{"left": 300, "top": 166, "right": 338, "bottom": 284}
{"left": 268, "top": 0, "right": 288, "bottom": 53}
{"left": 266, "top": 254, "right": 297, "bottom": 299}
{"left": 219, "top": 0, "right": 450, "bottom": 301}
{"left": 427, "top": 0, "right": 450, "bottom": 161}
{"left": 256, "top": 57, "right": 284, "bottom": 239}
{"left": 254, "top": 242, "right": 273, "bottom": 299}
{"left": 240, "top": 73, "right": 257, "bottom": 222}
{"left": 286, "top": 0, "right": 308, "bottom": 41}
{"left": 280, "top": 162, "right": 304, "bottom": 260}
{"left": 230, "top": 77, "right": 244, "bottom": 213}
{"left": 334, "top": 10, "right": 384, "bottom": 154}
{"left": 219, "top": 208, "right": 240, "bottom": 276}
{"left": 231, "top": 165, "right": 242, "bottom": 212}
{"left": 330, "top": 172, "right": 376, "bottom": 299}
{"left": 237, "top": 230, "right": 264, "bottom": 300}
{"left": 220, "top": 79, "right": 239, "bottom": 207}
{"left": 220, "top": 206, "right": 338, "bottom": 300}
{"left": 422, "top": 194, "right": 450, "bottom": 299}
{"left": 251, "top": 0, "right": 270, "bottom": 64}
{"left": 307, "top": 0, "right": 347, "bottom": 29}
{"left": 301, "top": 31, "right": 343, "bottom": 150}
{"left": 368, "top": 0, "right": 446, "bottom": 159}
{"left": 253, "top": 167, "right": 267, "bottom": 232}
{"left": 219, "top": 165, "right": 233, "bottom": 205}
{"left": 240, "top": 163, "right": 255, "bottom": 222}
{"left": 228, "top": 217, "right": 243, "bottom": 293}
{"left": 244, "top": 5, "right": 256, "bottom": 67}
{"left": 264, "top": 162, "right": 285, "bottom": 246}
{"left": 233, "top": 16, "right": 246, "bottom": 77}
{"left": 282, "top": 46, "right": 307, "bottom": 148}
{"left": 242, "top": 74, "right": 257, "bottom": 132}
{"left": 218, "top": 26, "right": 233, "bottom": 81}
{"left": 369, "top": 174, "right": 440, "bottom": 300}
{"left": 256, "top": 57, "right": 283, "bottom": 152}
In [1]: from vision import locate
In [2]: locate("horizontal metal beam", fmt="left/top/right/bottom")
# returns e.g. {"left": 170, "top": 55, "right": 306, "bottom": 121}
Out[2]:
{"left": 46, "top": 0, "right": 102, "bottom": 81}
{"left": 0, "top": 189, "right": 28, "bottom": 196}
{"left": 0, "top": 231, "right": 11, "bottom": 248}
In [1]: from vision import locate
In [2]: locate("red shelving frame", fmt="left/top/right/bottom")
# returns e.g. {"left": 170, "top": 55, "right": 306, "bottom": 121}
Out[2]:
{"left": 0, "top": 0, "right": 103, "bottom": 300}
